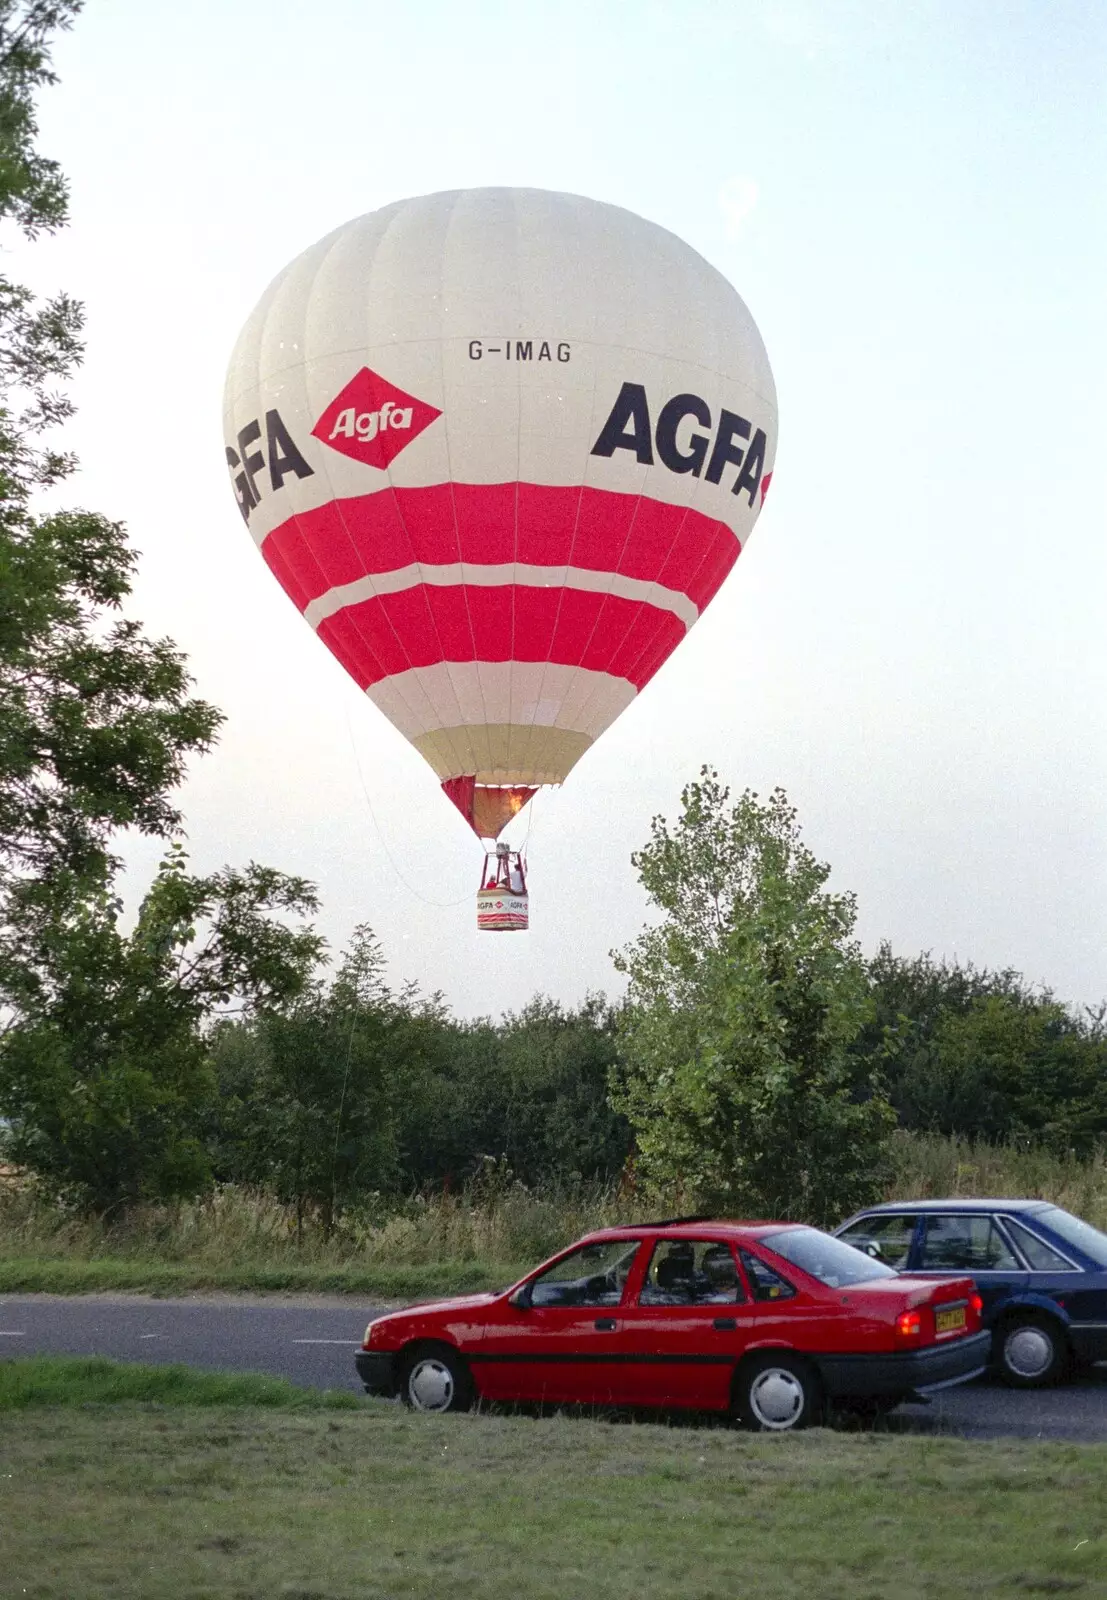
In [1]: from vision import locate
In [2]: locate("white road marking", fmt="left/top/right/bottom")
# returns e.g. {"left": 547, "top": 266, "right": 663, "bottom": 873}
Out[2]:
{"left": 0, "top": 1331, "right": 26, "bottom": 1337}
{"left": 138, "top": 1334, "right": 164, "bottom": 1340}
{"left": 290, "top": 1338, "right": 362, "bottom": 1345}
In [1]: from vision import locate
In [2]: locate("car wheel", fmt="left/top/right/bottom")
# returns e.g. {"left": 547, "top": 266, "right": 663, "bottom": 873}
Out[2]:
{"left": 734, "top": 1354, "right": 822, "bottom": 1432}
{"left": 399, "top": 1345, "right": 474, "bottom": 1413}
{"left": 995, "top": 1313, "right": 1068, "bottom": 1388}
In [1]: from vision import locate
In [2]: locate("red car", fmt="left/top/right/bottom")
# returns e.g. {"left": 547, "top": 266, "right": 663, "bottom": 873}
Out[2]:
{"left": 355, "top": 1219, "right": 989, "bottom": 1430}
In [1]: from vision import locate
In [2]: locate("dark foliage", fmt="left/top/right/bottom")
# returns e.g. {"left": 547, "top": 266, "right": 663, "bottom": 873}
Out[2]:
{"left": 0, "top": 2, "right": 221, "bottom": 900}
{"left": 862, "top": 944, "right": 1107, "bottom": 1152}
{"left": 207, "top": 961, "right": 632, "bottom": 1219}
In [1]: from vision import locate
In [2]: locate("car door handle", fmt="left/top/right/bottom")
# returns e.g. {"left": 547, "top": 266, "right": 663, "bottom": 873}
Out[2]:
{"left": 594, "top": 1318, "right": 617, "bottom": 1331}
{"left": 713, "top": 1318, "right": 737, "bottom": 1331}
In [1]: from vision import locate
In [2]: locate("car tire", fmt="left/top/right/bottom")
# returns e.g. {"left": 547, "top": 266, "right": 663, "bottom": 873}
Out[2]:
{"left": 994, "top": 1313, "right": 1068, "bottom": 1388}
{"left": 734, "top": 1354, "right": 823, "bottom": 1432}
{"left": 398, "top": 1344, "right": 475, "bottom": 1414}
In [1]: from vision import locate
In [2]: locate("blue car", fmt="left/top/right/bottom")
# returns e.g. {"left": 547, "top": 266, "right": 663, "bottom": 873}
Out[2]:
{"left": 834, "top": 1199, "right": 1107, "bottom": 1388}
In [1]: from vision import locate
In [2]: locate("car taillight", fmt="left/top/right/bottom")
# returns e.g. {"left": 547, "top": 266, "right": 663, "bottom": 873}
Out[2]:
{"left": 895, "top": 1309, "right": 923, "bottom": 1341}
{"left": 362, "top": 1321, "right": 376, "bottom": 1349}
{"left": 969, "top": 1293, "right": 983, "bottom": 1320}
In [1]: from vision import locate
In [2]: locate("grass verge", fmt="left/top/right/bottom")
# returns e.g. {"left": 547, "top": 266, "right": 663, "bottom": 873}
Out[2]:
{"left": 0, "top": 1255, "right": 523, "bottom": 1299}
{"left": 0, "top": 1366, "right": 1104, "bottom": 1599}
{"left": 0, "top": 1355, "right": 359, "bottom": 1409}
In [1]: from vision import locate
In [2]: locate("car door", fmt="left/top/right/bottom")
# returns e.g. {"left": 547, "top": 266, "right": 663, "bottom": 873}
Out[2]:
{"left": 738, "top": 1246, "right": 840, "bottom": 1355}
{"left": 616, "top": 1237, "right": 756, "bottom": 1410}
{"left": 471, "top": 1237, "right": 645, "bottom": 1406}
{"left": 1000, "top": 1213, "right": 1104, "bottom": 1330}
{"left": 914, "top": 1213, "right": 1026, "bottom": 1317}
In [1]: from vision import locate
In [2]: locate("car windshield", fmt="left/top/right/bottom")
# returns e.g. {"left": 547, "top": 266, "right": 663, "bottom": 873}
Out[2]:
{"left": 762, "top": 1227, "right": 899, "bottom": 1288}
{"left": 1034, "top": 1208, "right": 1107, "bottom": 1267}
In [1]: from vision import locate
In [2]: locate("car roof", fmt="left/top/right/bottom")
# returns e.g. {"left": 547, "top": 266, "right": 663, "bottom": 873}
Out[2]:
{"left": 849, "top": 1198, "right": 1053, "bottom": 1215}
{"left": 579, "top": 1221, "right": 798, "bottom": 1243}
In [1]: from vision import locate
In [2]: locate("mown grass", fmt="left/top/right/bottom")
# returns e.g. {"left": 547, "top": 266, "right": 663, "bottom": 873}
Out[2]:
{"left": 0, "top": 1373, "right": 1104, "bottom": 1599}
{"left": 0, "top": 1355, "right": 360, "bottom": 1409}
{"left": 2, "top": 1132, "right": 1106, "bottom": 1298}
{"left": 0, "top": 1254, "right": 524, "bottom": 1298}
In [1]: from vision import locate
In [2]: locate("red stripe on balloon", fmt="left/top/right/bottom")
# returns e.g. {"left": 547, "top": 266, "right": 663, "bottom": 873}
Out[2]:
{"left": 314, "top": 584, "right": 686, "bottom": 693}
{"left": 261, "top": 483, "right": 740, "bottom": 615}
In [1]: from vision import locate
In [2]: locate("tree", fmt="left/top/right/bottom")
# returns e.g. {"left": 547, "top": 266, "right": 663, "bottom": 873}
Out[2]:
{"left": 857, "top": 944, "right": 1037, "bottom": 1129}
{"left": 0, "top": 5, "right": 317, "bottom": 1210}
{"left": 0, "top": 2, "right": 221, "bottom": 900}
{"left": 487, "top": 995, "right": 631, "bottom": 1184}
{"left": 208, "top": 926, "right": 441, "bottom": 1229}
{"left": 925, "top": 997, "right": 1107, "bottom": 1151}
{"left": 383, "top": 994, "right": 631, "bottom": 1193}
{"left": 859, "top": 945, "right": 1107, "bottom": 1146}
{"left": 0, "top": 848, "right": 322, "bottom": 1210}
{"left": 610, "top": 769, "right": 894, "bottom": 1224}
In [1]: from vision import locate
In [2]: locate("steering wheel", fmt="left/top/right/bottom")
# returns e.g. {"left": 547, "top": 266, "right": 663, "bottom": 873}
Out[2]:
{"left": 585, "top": 1272, "right": 618, "bottom": 1299}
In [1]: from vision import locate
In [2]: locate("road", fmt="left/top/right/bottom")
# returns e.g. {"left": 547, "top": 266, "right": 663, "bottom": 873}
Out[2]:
{"left": 2, "top": 1292, "right": 1106, "bottom": 1442}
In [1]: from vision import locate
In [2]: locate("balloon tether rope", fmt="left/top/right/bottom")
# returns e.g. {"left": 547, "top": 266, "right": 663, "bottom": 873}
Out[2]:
{"left": 345, "top": 712, "right": 472, "bottom": 909}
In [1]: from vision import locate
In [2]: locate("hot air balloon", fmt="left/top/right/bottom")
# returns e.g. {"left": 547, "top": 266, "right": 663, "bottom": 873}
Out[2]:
{"left": 223, "top": 189, "right": 777, "bottom": 930}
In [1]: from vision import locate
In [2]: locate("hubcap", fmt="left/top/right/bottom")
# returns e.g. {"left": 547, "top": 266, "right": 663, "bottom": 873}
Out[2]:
{"left": 748, "top": 1367, "right": 805, "bottom": 1429}
{"left": 1005, "top": 1325, "right": 1054, "bottom": 1379}
{"left": 407, "top": 1357, "right": 454, "bottom": 1412}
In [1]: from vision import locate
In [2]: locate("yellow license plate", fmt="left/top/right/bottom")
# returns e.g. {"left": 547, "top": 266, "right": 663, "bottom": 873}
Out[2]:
{"left": 935, "top": 1305, "right": 967, "bottom": 1334}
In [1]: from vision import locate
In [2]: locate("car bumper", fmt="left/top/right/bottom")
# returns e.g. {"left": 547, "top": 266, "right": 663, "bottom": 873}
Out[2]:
{"left": 817, "top": 1331, "right": 991, "bottom": 1399}
{"left": 355, "top": 1350, "right": 398, "bottom": 1397}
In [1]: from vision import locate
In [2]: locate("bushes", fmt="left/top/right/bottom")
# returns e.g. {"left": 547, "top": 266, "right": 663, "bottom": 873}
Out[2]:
{"left": 207, "top": 957, "right": 633, "bottom": 1223}
{"left": 863, "top": 946, "right": 1107, "bottom": 1151}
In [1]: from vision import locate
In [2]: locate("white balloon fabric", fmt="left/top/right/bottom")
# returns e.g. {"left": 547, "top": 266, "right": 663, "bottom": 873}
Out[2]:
{"left": 223, "top": 189, "right": 777, "bottom": 827}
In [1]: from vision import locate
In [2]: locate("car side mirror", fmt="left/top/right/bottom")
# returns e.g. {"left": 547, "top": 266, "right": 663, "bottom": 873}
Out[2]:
{"left": 508, "top": 1283, "right": 533, "bottom": 1310}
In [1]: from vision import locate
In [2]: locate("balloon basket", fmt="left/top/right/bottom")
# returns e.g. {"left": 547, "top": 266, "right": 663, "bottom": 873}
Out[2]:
{"left": 477, "top": 844, "right": 529, "bottom": 932}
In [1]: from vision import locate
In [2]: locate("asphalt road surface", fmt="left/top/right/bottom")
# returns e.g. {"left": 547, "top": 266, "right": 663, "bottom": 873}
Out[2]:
{"left": 3, "top": 1292, "right": 1106, "bottom": 1442}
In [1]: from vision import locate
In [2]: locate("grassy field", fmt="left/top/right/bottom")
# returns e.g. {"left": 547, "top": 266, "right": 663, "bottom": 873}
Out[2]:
{"left": 0, "top": 1357, "right": 1104, "bottom": 1600}
{"left": 2, "top": 1133, "right": 1106, "bottom": 1298}
{"left": 0, "top": 1254, "right": 522, "bottom": 1298}
{"left": 0, "top": 1355, "right": 361, "bottom": 1410}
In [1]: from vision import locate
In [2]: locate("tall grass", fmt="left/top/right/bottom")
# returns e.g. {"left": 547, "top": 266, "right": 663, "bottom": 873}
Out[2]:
{"left": 887, "top": 1131, "right": 1107, "bottom": 1228}
{"left": 0, "top": 1172, "right": 637, "bottom": 1283}
{"left": 2, "top": 1133, "right": 1105, "bottom": 1293}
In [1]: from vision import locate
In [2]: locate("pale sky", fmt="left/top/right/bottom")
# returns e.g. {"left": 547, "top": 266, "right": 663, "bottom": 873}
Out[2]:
{"left": 13, "top": 0, "right": 1107, "bottom": 1014}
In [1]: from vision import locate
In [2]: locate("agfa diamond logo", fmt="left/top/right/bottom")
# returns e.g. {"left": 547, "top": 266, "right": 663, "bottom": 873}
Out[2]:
{"left": 311, "top": 366, "right": 442, "bottom": 470}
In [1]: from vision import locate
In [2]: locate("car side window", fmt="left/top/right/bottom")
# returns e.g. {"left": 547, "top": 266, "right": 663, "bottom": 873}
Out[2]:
{"left": 639, "top": 1239, "right": 746, "bottom": 1306}
{"left": 739, "top": 1249, "right": 797, "bottom": 1302}
{"left": 1004, "top": 1219, "right": 1078, "bottom": 1273}
{"left": 837, "top": 1213, "right": 917, "bottom": 1268}
{"left": 918, "top": 1215, "right": 1018, "bottom": 1272}
{"left": 528, "top": 1240, "right": 642, "bottom": 1308}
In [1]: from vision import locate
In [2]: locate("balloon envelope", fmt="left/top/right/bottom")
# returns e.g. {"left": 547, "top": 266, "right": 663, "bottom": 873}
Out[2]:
{"left": 223, "top": 189, "right": 777, "bottom": 831}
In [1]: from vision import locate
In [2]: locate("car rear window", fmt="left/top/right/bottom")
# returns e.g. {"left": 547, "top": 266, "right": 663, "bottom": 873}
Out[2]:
{"left": 1003, "top": 1218, "right": 1078, "bottom": 1272}
{"left": 1034, "top": 1208, "right": 1107, "bottom": 1267}
{"left": 739, "top": 1249, "right": 796, "bottom": 1302}
{"left": 761, "top": 1227, "right": 898, "bottom": 1288}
